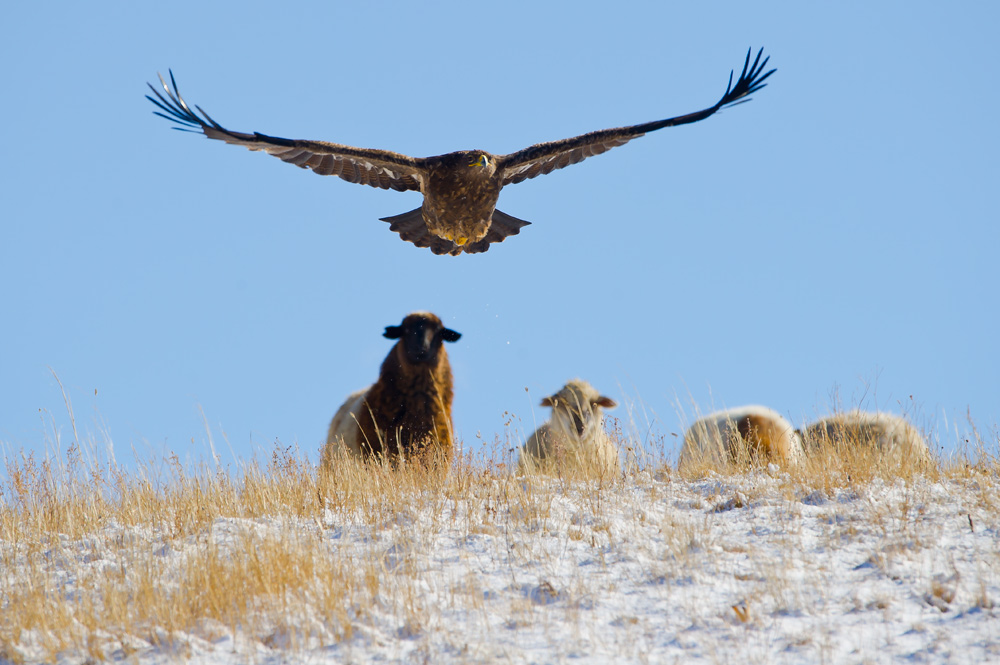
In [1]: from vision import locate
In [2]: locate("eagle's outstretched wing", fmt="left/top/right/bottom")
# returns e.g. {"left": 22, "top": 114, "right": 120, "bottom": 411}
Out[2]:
{"left": 147, "top": 71, "right": 425, "bottom": 192}
{"left": 497, "top": 47, "right": 775, "bottom": 186}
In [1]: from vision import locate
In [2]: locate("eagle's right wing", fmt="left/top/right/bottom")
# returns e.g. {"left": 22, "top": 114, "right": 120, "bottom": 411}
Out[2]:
{"left": 147, "top": 71, "right": 425, "bottom": 192}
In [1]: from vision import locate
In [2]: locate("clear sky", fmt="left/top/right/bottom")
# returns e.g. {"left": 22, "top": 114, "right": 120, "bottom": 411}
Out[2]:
{"left": 2, "top": 2, "right": 997, "bottom": 475}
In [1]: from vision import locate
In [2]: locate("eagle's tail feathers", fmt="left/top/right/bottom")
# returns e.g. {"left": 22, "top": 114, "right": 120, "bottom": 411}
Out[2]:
{"left": 380, "top": 208, "right": 462, "bottom": 256}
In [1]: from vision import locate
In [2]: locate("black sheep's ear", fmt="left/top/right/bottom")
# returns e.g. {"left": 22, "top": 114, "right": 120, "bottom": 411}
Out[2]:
{"left": 384, "top": 325, "right": 403, "bottom": 339}
{"left": 441, "top": 328, "right": 462, "bottom": 343}
{"left": 595, "top": 396, "right": 617, "bottom": 409}
{"left": 540, "top": 396, "right": 556, "bottom": 407}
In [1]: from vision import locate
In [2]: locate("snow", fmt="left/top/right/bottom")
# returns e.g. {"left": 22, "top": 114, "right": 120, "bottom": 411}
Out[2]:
{"left": 3, "top": 470, "right": 998, "bottom": 664}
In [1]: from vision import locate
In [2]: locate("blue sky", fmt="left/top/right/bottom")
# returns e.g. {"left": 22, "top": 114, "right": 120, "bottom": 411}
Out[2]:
{"left": 2, "top": 2, "right": 997, "bottom": 474}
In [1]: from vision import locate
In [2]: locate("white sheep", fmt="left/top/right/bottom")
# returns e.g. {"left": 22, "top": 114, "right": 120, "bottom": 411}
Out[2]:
{"left": 802, "top": 410, "right": 931, "bottom": 463}
{"left": 678, "top": 405, "right": 803, "bottom": 472}
{"left": 322, "top": 311, "right": 461, "bottom": 467}
{"left": 518, "top": 379, "right": 620, "bottom": 477}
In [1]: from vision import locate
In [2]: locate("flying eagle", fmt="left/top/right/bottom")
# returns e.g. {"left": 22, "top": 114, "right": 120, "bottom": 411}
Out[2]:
{"left": 148, "top": 48, "right": 774, "bottom": 256}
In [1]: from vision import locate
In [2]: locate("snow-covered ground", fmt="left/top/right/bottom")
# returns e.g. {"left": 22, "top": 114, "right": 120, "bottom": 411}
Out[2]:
{"left": 3, "top": 469, "right": 998, "bottom": 664}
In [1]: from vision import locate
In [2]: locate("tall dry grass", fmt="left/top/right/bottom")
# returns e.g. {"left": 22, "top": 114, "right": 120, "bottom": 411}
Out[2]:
{"left": 1, "top": 407, "right": 997, "bottom": 663}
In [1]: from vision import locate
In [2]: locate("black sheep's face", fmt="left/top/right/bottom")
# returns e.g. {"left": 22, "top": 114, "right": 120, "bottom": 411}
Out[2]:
{"left": 384, "top": 312, "right": 461, "bottom": 365}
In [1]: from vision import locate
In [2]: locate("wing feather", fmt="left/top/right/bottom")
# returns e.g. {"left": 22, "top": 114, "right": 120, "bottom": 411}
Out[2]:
{"left": 147, "top": 71, "right": 425, "bottom": 192}
{"left": 463, "top": 209, "right": 532, "bottom": 254}
{"left": 497, "top": 47, "right": 775, "bottom": 186}
{"left": 380, "top": 208, "right": 463, "bottom": 256}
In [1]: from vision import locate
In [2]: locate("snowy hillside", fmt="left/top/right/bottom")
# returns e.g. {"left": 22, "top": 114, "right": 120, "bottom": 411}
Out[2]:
{"left": 2, "top": 444, "right": 998, "bottom": 664}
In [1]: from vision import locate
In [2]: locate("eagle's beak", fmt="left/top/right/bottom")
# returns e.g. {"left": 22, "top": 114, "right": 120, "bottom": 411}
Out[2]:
{"left": 469, "top": 155, "right": 489, "bottom": 168}
{"left": 455, "top": 236, "right": 468, "bottom": 246}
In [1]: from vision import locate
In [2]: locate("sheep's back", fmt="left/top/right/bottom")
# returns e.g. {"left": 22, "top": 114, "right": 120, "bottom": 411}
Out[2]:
{"left": 324, "top": 386, "right": 370, "bottom": 463}
{"left": 519, "top": 424, "right": 553, "bottom": 473}
{"left": 680, "top": 406, "right": 802, "bottom": 471}
{"left": 803, "top": 411, "right": 929, "bottom": 462}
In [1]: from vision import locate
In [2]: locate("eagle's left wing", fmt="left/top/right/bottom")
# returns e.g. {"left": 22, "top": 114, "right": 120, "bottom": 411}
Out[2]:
{"left": 497, "top": 47, "right": 774, "bottom": 186}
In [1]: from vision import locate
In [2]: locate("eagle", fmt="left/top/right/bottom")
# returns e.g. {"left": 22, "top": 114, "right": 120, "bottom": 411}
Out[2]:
{"left": 148, "top": 48, "right": 774, "bottom": 256}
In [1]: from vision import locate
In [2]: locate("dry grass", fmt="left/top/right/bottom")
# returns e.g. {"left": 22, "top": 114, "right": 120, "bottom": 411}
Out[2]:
{"left": 1, "top": 410, "right": 998, "bottom": 663}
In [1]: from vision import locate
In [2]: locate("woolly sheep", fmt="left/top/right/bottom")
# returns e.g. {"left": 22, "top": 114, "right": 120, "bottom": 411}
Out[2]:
{"left": 322, "top": 311, "right": 461, "bottom": 467}
{"left": 518, "top": 379, "right": 620, "bottom": 477}
{"left": 801, "top": 411, "right": 930, "bottom": 463}
{"left": 678, "top": 405, "right": 803, "bottom": 472}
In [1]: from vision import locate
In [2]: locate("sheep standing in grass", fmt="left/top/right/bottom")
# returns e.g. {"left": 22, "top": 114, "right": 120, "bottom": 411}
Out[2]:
{"left": 802, "top": 411, "right": 930, "bottom": 464}
{"left": 518, "top": 379, "right": 620, "bottom": 477}
{"left": 678, "top": 405, "right": 803, "bottom": 472}
{"left": 322, "top": 311, "right": 461, "bottom": 467}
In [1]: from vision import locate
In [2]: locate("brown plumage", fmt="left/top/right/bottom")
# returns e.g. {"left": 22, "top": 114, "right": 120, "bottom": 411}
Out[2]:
{"left": 322, "top": 312, "right": 460, "bottom": 466}
{"left": 147, "top": 48, "right": 775, "bottom": 255}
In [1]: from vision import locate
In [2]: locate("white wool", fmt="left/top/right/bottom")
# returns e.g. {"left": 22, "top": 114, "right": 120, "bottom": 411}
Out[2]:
{"left": 679, "top": 404, "right": 804, "bottom": 471}
{"left": 323, "top": 386, "right": 370, "bottom": 462}
{"left": 803, "top": 410, "right": 930, "bottom": 462}
{"left": 518, "top": 379, "right": 620, "bottom": 477}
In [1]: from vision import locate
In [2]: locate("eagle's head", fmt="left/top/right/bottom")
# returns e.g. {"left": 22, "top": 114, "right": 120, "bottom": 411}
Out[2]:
{"left": 468, "top": 153, "right": 490, "bottom": 169}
